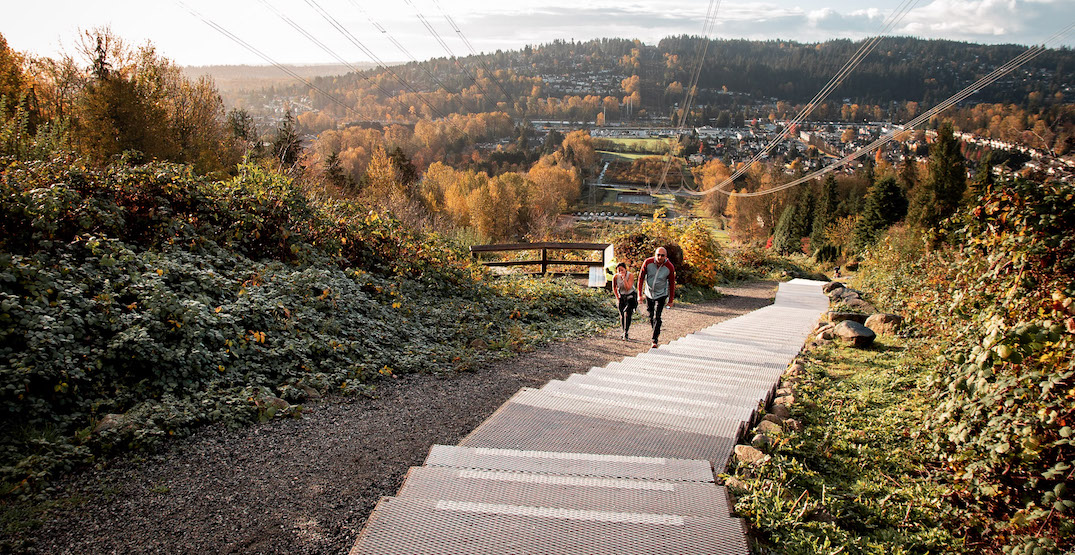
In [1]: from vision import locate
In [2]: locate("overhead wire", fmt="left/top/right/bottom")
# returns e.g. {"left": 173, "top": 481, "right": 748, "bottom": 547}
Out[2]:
{"left": 341, "top": 0, "right": 469, "bottom": 106}
{"left": 697, "top": 20, "right": 1075, "bottom": 198}
{"left": 175, "top": 0, "right": 365, "bottom": 119}
{"left": 404, "top": 0, "right": 494, "bottom": 101}
{"left": 709, "top": 0, "right": 921, "bottom": 194}
{"left": 429, "top": 0, "right": 517, "bottom": 109}
{"left": 301, "top": 0, "right": 468, "bottom": 130}
{"left": 655, "top": 0, "right": 722, "bottom": 195}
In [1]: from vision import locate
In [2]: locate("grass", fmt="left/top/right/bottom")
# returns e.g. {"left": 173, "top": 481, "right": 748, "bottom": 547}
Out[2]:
{"left": 596, "top": 150, "right": 651, "bottom": 161}
{"left": 727, "top": 335, "right": 963, "bottom": 554}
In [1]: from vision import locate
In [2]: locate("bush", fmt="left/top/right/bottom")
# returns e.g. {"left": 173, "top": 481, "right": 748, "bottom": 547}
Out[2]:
{"left": 0, "top": 156, "right": 615, "bottom": 495}
{"left": 856, "top": 179, "right": 1075, "bottom": 553}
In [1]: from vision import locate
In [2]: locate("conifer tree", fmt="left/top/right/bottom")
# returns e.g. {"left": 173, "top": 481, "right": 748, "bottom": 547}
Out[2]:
{"left": 810, "top": 174, "right": 839, "bottom": 254}
{"left": 908, "top": 122, "right": 966, "bottom": 230}
{"left": 852, "top": 176, "right": 907, "bottom": 250}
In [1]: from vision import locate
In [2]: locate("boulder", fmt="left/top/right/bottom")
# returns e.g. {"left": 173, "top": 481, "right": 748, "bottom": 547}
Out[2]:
{"left": 751, "top": 433, "right": 771, "bottom": 449}
{"left": 770, "top": 403, "right": 792, "bottom": 420}
{"left": 300, "top": 386, "right": 322, "bottom": 400}
{"left": 734, "top": 444, "right": 768, "bottom": 465}
{"left": 865, "top": 313, "right": 904, "bottom": 335}
{"left": 827, "top": 312, "right": 868, "bottom": 324}
{"left": 839, "top": 290, "right": 861, "bottom": 300}
{"left": 822, "top": 281, "right": 844, "bottom": 294}
{"left": 723, "top": 476, "right": 749, "bottom": 491}
{"left": 834, "top": 320, "right": 877, "bottom": 348}
{"left": 757, "top": 420, "right": 783, "bottom": 435}
{"left": 842, "top": 298, "right": 875, "bottom": 312}
{"left": 94, "top": 413, "right": 129, "bottom": 434}
{"left": 775, "top": 387, "right": 793, "bottom": 397}
{"left": 786, "top": 363, "right": 805, "bottom": 377}
{"left": 762, "top": 413, "right": 784, "bottom": 425}
{"left": 785, "top": 419, "right": 804, "bottom": 432}
{"left": 826, "top": 286, "right": 847, "bottom": 299}
{"left": 774, "top": 395, "right": 795, "bottom": 406}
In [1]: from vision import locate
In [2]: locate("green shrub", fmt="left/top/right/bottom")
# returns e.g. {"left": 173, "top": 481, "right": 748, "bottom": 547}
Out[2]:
{"left": 856, "top": 179, "right": 1075, "bottom": 553}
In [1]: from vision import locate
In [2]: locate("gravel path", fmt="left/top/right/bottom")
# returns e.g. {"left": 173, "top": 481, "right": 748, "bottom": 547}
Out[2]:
{"left": 10, "top": 280, "right": 778, "bottom": 555}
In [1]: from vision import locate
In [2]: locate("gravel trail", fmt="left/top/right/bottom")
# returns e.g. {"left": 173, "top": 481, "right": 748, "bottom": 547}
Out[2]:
{"left": 10, "top": 280, "right": 778, "bottom": 555}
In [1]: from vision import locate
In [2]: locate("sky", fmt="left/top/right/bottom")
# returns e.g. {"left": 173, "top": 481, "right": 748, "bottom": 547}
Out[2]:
{"left": 3, "top": 0, "right": 1073, "bottom": 67}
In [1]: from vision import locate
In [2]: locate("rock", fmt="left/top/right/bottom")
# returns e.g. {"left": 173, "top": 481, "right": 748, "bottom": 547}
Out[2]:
{"left": 300, "top": 386, "right": 322, "bottom": 400}
{"left": 757, "top": 420, "right": 783, "bottom": 435}
{"left": 834, "top": 320, "right": 877, "bottom": 348}
{"left": 265, "top": 397, "right": 290, "bottom": 410}
{"left": 786, "top": 363, "right": 805, "bottom": 377}
{"left": 827, "top": 311, "right": 868, "bottom": 324}
{"left": 94, "top": 413, "right": 128, "bottom": 434}
{"left": 723, "top": 476, "right": 749, "bottom": 491}
{"left": 839, "top": 290, "right": 861, "bottom": 300}
{"left": 822, "top": 281, "right": 844, "bottom": 294}
{"left": 785, "top": 419, "right": 804, "bottom": 432}
{"left": 843, "top": 298, "right": 875, "bottom": 312}
{"left": 865, "top": 313, "right": 904, "bottom": 335}
{"left": 734, "top": 444, "right": 767, "bottom": 465}
{"left": 776, "top": 387, "right": 793, "bottom": 397}
{"left": 751, "top": 433, "right": 771, "bottom": 449}
{"left": 820, "top": 327, "right": 836, "bottom": 340}
{"left": 469, "top": 338, "right": 488, "bottom": 350}
{"left": 774, "top": 395, "right": 795, "bottom": 406}
{"left": 826, "top": 286, "right": 847, "bottom": 299}
{"left": 770, "top": 403, "right": 791, "bottom": 419}
{"left": 762, "top": 413, "right": 784, "bottom": 425}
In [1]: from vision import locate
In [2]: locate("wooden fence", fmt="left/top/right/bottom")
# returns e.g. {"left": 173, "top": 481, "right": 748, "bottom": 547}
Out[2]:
{"left": 469, "top": 242, "right": 612, "bottom": 278}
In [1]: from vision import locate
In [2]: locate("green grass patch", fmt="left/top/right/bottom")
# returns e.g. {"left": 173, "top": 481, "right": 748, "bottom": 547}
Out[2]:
{"left": 727, "top": 336, "right": 963, "bottom": 554}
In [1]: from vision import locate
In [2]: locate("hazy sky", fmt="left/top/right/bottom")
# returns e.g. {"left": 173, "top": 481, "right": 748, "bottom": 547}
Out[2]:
{"left": 4, "top": 0, "right": 1073, "bottom": 67}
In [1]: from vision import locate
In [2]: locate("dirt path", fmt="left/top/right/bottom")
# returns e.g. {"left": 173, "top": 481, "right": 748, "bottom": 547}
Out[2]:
{"left": 11, "top": 280, "right": 779, "bottom": 555}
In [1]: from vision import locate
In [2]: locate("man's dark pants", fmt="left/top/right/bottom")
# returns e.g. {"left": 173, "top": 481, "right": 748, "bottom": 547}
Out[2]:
{"left": 646, "top": 295, "right": 667, "bottom": 343}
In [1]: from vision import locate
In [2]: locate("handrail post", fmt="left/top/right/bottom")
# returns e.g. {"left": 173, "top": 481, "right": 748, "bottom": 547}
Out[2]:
{"left": 541, "top": 246, "right": 548, "bottom": 275}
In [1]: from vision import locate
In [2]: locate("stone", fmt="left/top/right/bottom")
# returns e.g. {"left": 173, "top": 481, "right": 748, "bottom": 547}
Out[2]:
{"left": 301, "top": 386, "right": 322, "bottom": 400}
{"left": 834, "top": 320, "right": 877, "bottom": 348}
{"left": 865, "top": 313, "right": 904, "bottom": 335}
{"left": 751, "top": 433, "right": 771, "bottom": 449}
{"left": 776, "top": 387, "right": 793, "bottom": 397}
{"left": 469, "top": 338, "right": 488, "bottom": 350}
{"left": 774, "top": 395, "right": 795, "bottom": 406}
{"left": 822, "top": 281, "right": 845, "bottom": 294}
{"left": 734, "top": 444, "right": 767, "bottom": 464}
{"left": 94, "top": 413, "right": 128, "bottom": 434}
{"left": 723, "top": 476, "right": 749, "bottom": 491}
{"left": 827, "top": 311, "right": 868, "bottom": 324}
{"left": 826, "top": 286, "right": 847, "bottom": 299}
{"left": 757, "top": 420, "right": 783, "bottom": 435}
{"left": 839, "top": 290, "right": 861, "bottom": 300}
{"left": 843, "top": 298, "right": 875, "bottom": 312}
{"left": 770, "top": 404, "right": 792, "bottom": 419}
{"left": 265, "top": 397, "right": 290, "bottom": 410}
{"left": 785, "top": 419, "right": 804, "bottom": 432}
{"left": 786, "top": 363, "right": 805, "bottom": 377}
{"left": 762, "top": 413, "right": 784, "bottom": 425}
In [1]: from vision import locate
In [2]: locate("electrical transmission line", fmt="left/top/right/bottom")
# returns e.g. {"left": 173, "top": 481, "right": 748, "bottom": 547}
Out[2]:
{"left": 696, "top": 20, "right": 1075, "bottom": 198}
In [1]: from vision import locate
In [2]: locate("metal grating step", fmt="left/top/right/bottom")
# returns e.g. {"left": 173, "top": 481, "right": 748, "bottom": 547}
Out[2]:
{"left": 562, "top": 374, "right": 765, "bottom": 409}
{"left": 460, "top": 402, "right": 739, "bottom": 467}
{"left": 620, "top": 353, "right": 786, "bottom": 378}
{"left": 396, "top": 466, "right": 735, "bottom": 519}
{"left": 351, "top": 496, "right": 751, "bottom": 555}
{"left": 424, "top": 444, "right": 714, "bottom": 482}
{"left": 603, "top": 360, "right": 779, "bottom": 387}
{"left": 585, "top": 365, "right": 776, "bottom": 397}
{"left": 508, "top": 388, "right": 744, "bottom": 438}
{"left": 540, "top": 380, "right": 757, "bottom": 422}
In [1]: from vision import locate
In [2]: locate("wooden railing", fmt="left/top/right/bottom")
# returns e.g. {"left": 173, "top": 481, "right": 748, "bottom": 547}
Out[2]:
{"left": 469, "top": 242, "right": 612, "bottom": 276}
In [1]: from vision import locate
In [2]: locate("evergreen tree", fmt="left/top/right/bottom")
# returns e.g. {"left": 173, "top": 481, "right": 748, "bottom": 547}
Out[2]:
{"left": 908, "top": 122, "right": 966, "bottom": 230}
{"left": 852, "top": 176, "right": 907, "bottom": 250}
{"left": 272, "top": 109, "right": 302, "bottom": 168}
{"left": 898, "top": 155, "right": 919, "bottom": 194}
{"left": 810, "top": 174, "right": 839, "bottom": 253}
{"left": 966, "top": 151, "right": 995, "bottom": 202}
{"left": 771, "top": 186, "right": 815, "bottom": 255}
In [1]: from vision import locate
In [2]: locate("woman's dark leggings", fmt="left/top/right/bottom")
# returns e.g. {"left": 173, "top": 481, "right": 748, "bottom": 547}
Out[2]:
{"left": 618, "top": 292, "right": 638, "bottom": 336}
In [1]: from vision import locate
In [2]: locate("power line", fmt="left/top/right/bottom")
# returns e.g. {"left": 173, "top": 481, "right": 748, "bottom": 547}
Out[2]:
{"left": 697, "top": 20, "right": 1075, "bottom": 198}
{"left": 707, "top": 0, "right": 921, "bottom": 194}
{"left": 403, "top": 0, "right": 494, "bottom": 102}
{"left": 175, "top": 0, "right": 363, "bottom": 119}
{"left": 429, "top": 0, "right": 516, "bottom": 109}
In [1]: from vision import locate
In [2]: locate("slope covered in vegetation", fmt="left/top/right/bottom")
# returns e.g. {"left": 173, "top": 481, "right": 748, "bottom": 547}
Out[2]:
{"left": 0, "top": 155, "right": 613, "bottom": 495}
